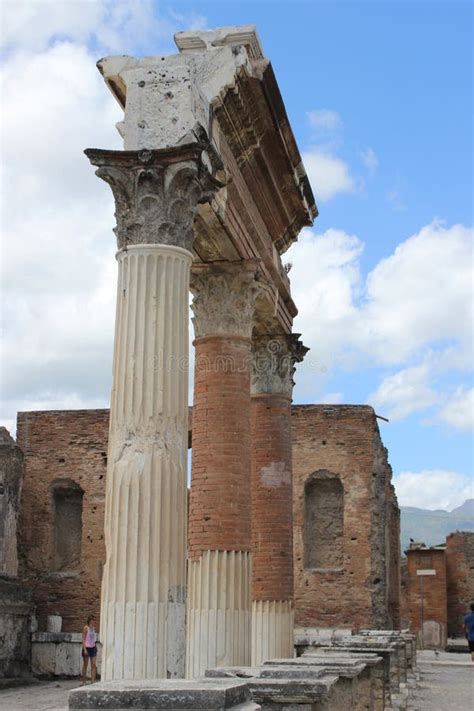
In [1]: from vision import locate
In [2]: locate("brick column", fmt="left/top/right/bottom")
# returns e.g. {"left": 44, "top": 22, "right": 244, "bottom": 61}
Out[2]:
{"left": 186, "top": 261, "right": 259, "bottom": 678}
{"left": 250, "top": 334, "right": 307, "bottom": 665}
{"left": 85, "top": 146, "right": 217, "bottom": 680}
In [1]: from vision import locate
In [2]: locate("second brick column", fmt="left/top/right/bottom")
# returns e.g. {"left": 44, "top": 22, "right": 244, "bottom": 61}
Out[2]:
{"left": 250, "top": 334, "right": 308, "bottom": 665}
{"left": 187, "top": 261, "right": 259, "bottom": 677}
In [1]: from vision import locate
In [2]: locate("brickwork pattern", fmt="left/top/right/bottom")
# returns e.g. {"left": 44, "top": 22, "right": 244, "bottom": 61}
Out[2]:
{"left": 405, "top": 548, "right": 447, "bottom": 647}
{"left": 292, "top": 405, "right": 399, "bottom": 630}
{"left": 251, "top": 394, "right": 293, "bottom": 601}
{"left": 446, "top": 531, "right": 474, "bottom": 637}
{"left": 16, "top": 404, "right": 400, "bottom": 635}
{"left": 188, "top": 335, "right": 252, "bottom": 560}
{"left": 16, "top": 410, "right": 109, "bottom": 633}
{"left": 387, "top": 488, "right": 401, "bottom": 629}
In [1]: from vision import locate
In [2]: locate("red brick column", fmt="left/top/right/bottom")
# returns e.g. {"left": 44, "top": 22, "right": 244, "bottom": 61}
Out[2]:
{"left": 186, "top": 261, "right": 259, "bottom": 677}
{"left": 250, "top": 334, "right": 308, "bottom": 664}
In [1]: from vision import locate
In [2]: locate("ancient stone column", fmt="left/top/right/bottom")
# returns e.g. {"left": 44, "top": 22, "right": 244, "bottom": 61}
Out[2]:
{"left": 186, "top": 261, "right": 259, "bottom": 678}
{"left": 250, "top": 334, "right": 307, "bottom": 665}
{"left": 85, "top": 146, "right": 217, "bottom": 681}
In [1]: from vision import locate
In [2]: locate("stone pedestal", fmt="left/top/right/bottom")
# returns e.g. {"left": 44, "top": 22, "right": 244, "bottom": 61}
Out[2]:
{"left": 250, "top": 336, "right": 307, "bottom": 665}
{"left": 68, "top": 678, "right": 259, "bottom": 710}
{"left": 86, "top": 146, "right": 217, "bottom": 680}
{"left": 186, "top": 262, "right": 260, "bottom": 677}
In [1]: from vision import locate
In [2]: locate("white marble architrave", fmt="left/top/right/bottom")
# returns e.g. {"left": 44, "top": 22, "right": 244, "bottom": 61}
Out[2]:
{"left": 86, "top": 147, "right": 217, "bottom": 680}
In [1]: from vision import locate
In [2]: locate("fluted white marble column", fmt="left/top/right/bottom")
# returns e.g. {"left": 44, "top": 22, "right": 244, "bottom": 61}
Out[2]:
{"left": 86, "top": 146, "right": 217, "bottom": 680}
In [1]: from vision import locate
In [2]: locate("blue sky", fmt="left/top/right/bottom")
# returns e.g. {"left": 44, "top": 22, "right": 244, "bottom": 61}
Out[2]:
{"left": 1, "top": 0, "right": 472, "bottom": 510}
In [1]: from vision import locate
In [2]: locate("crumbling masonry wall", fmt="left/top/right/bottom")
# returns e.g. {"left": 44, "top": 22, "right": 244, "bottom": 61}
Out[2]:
{"left": 16, "top": 410, "right": 108, "bottom": 632}
{"left": 292, "top": 405, "right": 400, "bottom": 630}
{"left": 17, "top": 406, "right": 400, "bottom": 634}
{"left": 404, "top": 547, "right": 447, "bottom": 648}
{"left": 446, "top": 531, "right": 474, "bottom": 637}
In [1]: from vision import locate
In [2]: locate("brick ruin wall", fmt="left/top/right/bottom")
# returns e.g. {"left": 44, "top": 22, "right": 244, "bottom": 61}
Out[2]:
{"left": 291, "top": 405, "right": 400, "bottom": 631}
{"left": 16, "top": 410, "right": 109, "bottom": 632}
{"left": 404, "top": 548, "right": 447, "bottom": 647}
{"left": 16, "top": 406, "right": 400, "bottom": 634}
{"left": 446, "top": 531, "right": 474, "bottom": 637}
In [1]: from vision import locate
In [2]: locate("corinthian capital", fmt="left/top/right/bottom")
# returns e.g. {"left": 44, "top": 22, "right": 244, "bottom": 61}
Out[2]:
{"left": 251, "top": 334, "right": 309, "bottom": 398}
{"left": 191, "top": 261, "right": 261, "bottom": 339}
{"left": 85, "top": 145, "right": 221, "bottom": 251}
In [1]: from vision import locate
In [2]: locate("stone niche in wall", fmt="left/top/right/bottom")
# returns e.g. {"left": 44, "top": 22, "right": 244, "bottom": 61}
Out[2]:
{"left": 304, "top": 471, "right": 344, "bottom": 570}
{"left": 50, "top": 479, "right": 84, "bottom": 573}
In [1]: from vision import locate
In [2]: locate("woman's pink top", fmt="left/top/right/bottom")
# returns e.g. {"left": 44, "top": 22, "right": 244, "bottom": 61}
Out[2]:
{"left": 85, "top": 626, "right": 96, "bottom": 647}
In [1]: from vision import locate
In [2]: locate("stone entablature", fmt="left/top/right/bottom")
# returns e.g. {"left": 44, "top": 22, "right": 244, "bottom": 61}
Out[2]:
{"left": 97, "top": 25, "right": 317, "bottom": 338}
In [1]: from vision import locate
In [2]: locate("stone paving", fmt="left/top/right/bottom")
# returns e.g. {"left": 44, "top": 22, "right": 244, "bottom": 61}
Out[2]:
{"left": 0, "top": 680, "right": 78, "bottom": 710}
{"left": 409, "top": 651, "right": 473, "bottom": 711}
{"left": 0, "top": 653, "right": 472, "bottom": 710}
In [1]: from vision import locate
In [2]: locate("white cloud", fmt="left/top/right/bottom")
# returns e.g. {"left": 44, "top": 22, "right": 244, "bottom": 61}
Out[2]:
{"left": 361, "top": 147, "right": 378, "bottom": 175}
{"left": 307, "top": 109, "right": 342, "bottom": 133}
{"left": 303, "top": 149, "right": 355, "bottom": 202}
{"left": 289, "top": 221, "right": 473, "bottom": 425}
{"left": 0, "top": 1, "right": 208, "bottom": 433}
{"left": 361, "top": 221, "right": 473, "bottom": 365}
{"left": 368, "top": 364, "right": 438, "bottom": 420}
{"left": 394, "top": 469, "right": 473, "bottom": 511}
{"left": 437, "top": 387, "right": 474, "bottom": 431}
{"left": 0, "top": 0, "right": 181, "bottom": 55}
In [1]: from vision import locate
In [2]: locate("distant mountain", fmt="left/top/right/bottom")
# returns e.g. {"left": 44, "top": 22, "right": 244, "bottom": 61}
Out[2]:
{"left": 400, "top": 499, "right": 474, "bottom": 553}
{"left": 450, "top": 499, "right": 474, "bottom": 517}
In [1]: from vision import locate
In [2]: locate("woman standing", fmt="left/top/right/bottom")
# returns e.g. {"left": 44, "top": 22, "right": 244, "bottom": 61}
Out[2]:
{"left": 81, "top": 615, "right": 98, "bottom": 684}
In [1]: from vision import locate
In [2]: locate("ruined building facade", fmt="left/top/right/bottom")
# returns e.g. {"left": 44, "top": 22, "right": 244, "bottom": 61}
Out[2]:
{"left": 16, "top": 405, "right": 400, "bottom": 637}
{"left": 292, "top": 405, "right": 400, "bottom": 632}
{"left": 400, "top": 533, "right": 474, "bottom": 647}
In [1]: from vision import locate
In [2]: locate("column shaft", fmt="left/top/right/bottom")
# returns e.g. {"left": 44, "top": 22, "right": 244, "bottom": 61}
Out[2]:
{"left": 187, "top": 263, "right": 258, "bottom": 677}
{"left": 101, "top": 245, "right": 191, "bottom": 680}
{"left": 251, "top": 393, "right": 294, "bottom": 663}
{"left": 250, "top": 335, "right": 308, "bottom": 664}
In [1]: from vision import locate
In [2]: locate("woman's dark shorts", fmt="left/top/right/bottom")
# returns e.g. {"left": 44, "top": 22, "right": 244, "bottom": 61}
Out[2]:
{"left": 469, "top": 640, "right": 474, "bottom": 652}
{"left": 82, "top": 646, "right": 97, "bottom": 658}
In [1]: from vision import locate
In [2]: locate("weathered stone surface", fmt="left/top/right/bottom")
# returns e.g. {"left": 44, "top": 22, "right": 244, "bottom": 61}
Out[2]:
{"left": 251, "top": 335, "right": 308, "bottom": 399}
{"left": 32, "top": 633, "right": 103, "bottom": 677}
{"left": 190, "top": 261, "right": 261, "bottom": 340}
{"left": 0, "top": 577, "right": 33, "bottom": 678}
{"left": 85, "top": 146, "right": 219, "bottom": 251}
{"left": 403, "top": 545, "right": 447, "bottom": 649}
{"left": 445, "top": 531, "right": 474, "bottom": 638}
{"left": 292, "top": 405, "right": 400, "bottom": 631}
{"left": 0, "top": 427, "right": 23, "bottom": 577}
{"left": 68, "top": 678, "right": 254, "bottom": 709}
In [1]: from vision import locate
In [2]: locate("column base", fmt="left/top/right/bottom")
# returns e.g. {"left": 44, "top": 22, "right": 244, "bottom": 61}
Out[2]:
{"left": 251, "top": 599, "right": 294, "bottom": 665}
{"left": 186, "top": 550, "right": 251, "bottom": 678}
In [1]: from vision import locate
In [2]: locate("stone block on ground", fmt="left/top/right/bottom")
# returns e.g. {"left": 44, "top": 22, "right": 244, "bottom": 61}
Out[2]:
{"left": 68, "top": 678, "right": 256, "bottom": 710}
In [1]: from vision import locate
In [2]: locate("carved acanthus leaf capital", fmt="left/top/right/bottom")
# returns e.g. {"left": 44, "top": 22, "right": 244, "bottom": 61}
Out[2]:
{"left": 251, "top": 334, "right": 309, "bottom": 398}
{"left": 190, "top": 261, "right": 262, "bottom": 339}
{"left": 85, "top": 145, "right": 222, "bottom": 251}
